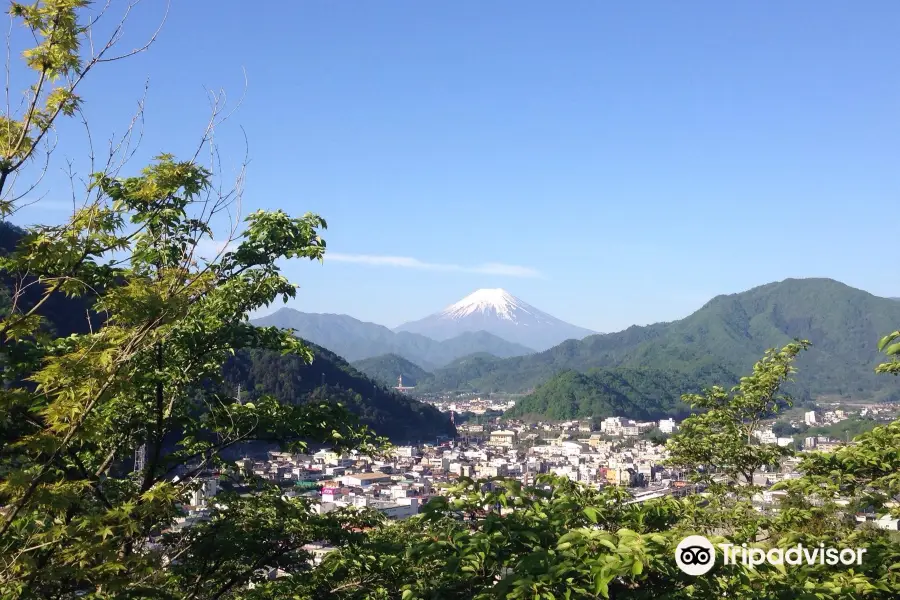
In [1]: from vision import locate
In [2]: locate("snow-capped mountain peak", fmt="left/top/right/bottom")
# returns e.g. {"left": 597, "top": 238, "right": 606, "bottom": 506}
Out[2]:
{"left": 440, "top": 288, "right": 528, "bottom": 321}
{"left": 395, "top": 288, "right": 595, "bottom": 351}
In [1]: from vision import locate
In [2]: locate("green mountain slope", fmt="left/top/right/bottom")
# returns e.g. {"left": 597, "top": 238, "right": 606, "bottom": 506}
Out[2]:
{"left": 352, "top": 353, "right": 433, "bottom": 387}
{"left": 223, "top": 344, "right": 455, "bottom": 442}
{"left": 506, "top": 365, "right": 737, "bottom": 421}
{"left": 421, "top": 278, "right": 900, "bottom": 401}
{"left": 252, "top": 308, "right": 534, "bottom": 369}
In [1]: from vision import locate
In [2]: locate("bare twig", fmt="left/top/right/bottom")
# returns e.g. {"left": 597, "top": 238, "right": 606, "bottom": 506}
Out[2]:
{"left": 95, "top": 0, "right": 170, "bottom": 64}
{"left": 1, "top": 0, "right": 169, "bottom": 205}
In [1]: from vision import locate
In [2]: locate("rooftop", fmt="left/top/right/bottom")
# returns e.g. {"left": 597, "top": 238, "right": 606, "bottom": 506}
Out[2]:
{"left": 347, "top": 472, "right": 395, "bottom": 481}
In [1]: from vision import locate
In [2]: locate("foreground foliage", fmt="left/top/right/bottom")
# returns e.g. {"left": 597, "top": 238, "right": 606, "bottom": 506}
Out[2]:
{"left": 0, "top": 152, "right": 391, "bottom": 598}
{"left": 0, "top": 7, "right": 387, "bottom": 597}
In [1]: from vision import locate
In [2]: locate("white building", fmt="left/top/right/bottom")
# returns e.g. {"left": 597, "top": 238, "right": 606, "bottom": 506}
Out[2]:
{"left": 658, "top": 419, "right": 678, "bottom": 434}
{"left": 875, "top": 515, "right": 900, "bottom": 531}
{"left": 190, "top": 478, "right": 218, "bottom": 507}
{"left": 558, "top": 441, "right": 586, "bottom": 456}
{"left": 477, "top": 464, "right": 508, "bottom": 478}
{"left": 316, "top": 496, "right": 420, "bottom": 520}
{"left": 804, "top": 411, "right": 817, "bottom": 426}
{"left": 342, "top": 472, "right": 393, "bottom": 487}
{"left": 601, "top": 417, "right": 625, "bottom": 435}
{"left": 302, "top": 543, "right": 336, "bottom": 567}
{"left": 757, "top": 430, "right": 776, "bottom": 444}
{"left": 488, "top": 430, "right": 518, "bottom": 447}
{"left": 392, "top": 446, "right": 420, "bottom": 459}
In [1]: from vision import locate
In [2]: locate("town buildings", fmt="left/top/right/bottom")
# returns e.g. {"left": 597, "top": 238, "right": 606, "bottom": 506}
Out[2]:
{"left": 162, "top": 402, "right": 898, "bottom": 580}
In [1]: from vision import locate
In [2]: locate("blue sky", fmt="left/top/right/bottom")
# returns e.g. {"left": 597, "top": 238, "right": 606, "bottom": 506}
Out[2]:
{"left": 8, "top": 1, "right": 900, "bottom": 332}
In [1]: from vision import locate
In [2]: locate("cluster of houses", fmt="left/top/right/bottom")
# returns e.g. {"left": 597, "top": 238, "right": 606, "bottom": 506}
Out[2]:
{"left": 175, "top": 405, "right": 899, "bottom": 529}
{"left": 421, "top": 392, "right": 517, "bottom": 416}
{"left": 174, "top": 416, "right": 695, "bottom": 534}
{"left": 171, "top": 419, "right": 694, "bottom": 536}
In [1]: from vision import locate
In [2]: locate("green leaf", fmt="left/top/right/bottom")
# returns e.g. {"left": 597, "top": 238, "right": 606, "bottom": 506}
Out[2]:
{"left": 882, "top": 342, "right": 900, "bottom": 356}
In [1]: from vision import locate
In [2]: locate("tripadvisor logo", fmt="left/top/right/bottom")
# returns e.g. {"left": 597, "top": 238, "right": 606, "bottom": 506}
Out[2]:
{"left": 675, "top": 535, "right": 716, "bottom": 575}
{"left": 675, "top": 535, "right": 867, "bottom": 576}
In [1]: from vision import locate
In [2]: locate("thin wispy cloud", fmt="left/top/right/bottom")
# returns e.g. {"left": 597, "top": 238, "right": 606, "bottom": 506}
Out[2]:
{"left": 327, "top": 253, "right": 542, "bottom": 278}
{"left": 194, "top": 238, "right": 238, "bottom": 259}
{"left": 12, "top": 199, "right": 82, "bottom": 214}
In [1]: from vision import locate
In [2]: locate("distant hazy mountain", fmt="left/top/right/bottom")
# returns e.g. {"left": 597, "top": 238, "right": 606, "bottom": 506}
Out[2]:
{"left": 419, "top": 278, "right": 900, "bottom": 403}
{"left": 351, "top": 354, "right": 433, "bottom": 387}
{"left": 394, "top": 288, "right": 595, "bottom": 351}
{"left": 251, "top": 308, "right": 534, "bottom": 368}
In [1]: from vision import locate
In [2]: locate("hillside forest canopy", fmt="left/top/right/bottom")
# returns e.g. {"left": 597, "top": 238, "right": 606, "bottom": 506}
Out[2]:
{"left": 0, "top": 3, "right": 899, "bottom": 600}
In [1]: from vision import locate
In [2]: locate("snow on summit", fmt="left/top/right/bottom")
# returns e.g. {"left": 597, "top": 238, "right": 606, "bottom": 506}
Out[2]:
{"left": 395, "top": 288, "right": 595, "bottom": 351}
{"left": 440, "top": 288, "right": 533, "bottom": 321}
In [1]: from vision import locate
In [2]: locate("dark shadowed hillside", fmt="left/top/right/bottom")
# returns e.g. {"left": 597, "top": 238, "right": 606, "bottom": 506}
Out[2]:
{"left": 223, "top": 344, "right": 455, "bottom": 442}
{"left": 1, "top": 222, "right": 100, "bottom": 337}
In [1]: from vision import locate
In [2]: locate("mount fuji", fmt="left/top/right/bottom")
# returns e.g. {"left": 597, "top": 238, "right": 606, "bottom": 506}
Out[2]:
{"left": 394, "top": 289, "right": 595, "bottom": 351}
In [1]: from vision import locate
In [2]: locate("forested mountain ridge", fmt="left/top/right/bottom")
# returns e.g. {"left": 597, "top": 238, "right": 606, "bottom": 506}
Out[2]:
{"left": 419, "top": 278, "right": 900, "bottom": 401}
{"left": 351, "top": 354, "right": 433, "bottom": 387}
{"left": 223, "top": 344, "right": 455, "bottom": 442}
{"left": 252, "top": 307, "right": 534, "bottom": 369}
{"left": 505, "top": 364, "right": 741, "bottom": 421}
